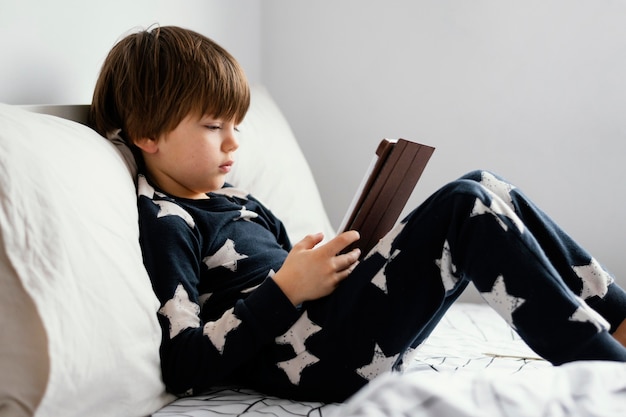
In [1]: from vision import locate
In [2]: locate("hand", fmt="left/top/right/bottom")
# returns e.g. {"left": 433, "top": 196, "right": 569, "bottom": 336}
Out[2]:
{"left": 272, "top": 231, "right": 361, "bottom": 306}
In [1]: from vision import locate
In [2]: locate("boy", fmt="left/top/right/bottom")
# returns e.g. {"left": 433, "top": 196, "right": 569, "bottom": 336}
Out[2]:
{"left": 90, "top": 25, "right": 626, "bottom": 402}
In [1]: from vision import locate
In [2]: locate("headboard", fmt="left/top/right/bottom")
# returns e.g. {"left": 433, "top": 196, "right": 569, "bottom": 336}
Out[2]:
{"left": 21, "top": 104, "right": 90, "bottom": 124}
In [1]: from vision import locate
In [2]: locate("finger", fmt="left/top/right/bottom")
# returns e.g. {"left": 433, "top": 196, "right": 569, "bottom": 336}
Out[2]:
{"left": 324, "top": 230, "right": 360, "bottom": 255}
{"left": 336, "top": 260, "right": 359, "bottom": 281}
{"left": 294, "top": 232, "right": 325, "bottom": 250}
{"left": 336, "top": 248, "right": 361, "bottom": 271}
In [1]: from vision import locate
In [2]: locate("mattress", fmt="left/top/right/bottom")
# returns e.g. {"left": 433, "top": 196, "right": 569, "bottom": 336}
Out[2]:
{"left": 153, "top": 302, "right": 557, "bottom": 416}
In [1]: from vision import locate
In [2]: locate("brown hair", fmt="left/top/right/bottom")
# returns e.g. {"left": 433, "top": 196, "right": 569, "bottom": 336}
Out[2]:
{"left": 89, "top": 25, "right": 250, "bottom": 143}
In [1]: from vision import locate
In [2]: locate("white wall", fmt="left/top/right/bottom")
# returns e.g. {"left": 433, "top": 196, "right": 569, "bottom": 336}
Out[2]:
{"left": 2, "top": 0, "right": 625, "bottom": 299}
{"left": 0, "top": 0, "right": 262, "bottom": 105}
{"left": 262, "top": 0, "right": 626, "bottom": 296}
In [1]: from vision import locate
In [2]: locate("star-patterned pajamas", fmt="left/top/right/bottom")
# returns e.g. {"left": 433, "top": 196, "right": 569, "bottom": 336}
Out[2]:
{"left": 137, "top": 170, "right": 626, "bottom": 403}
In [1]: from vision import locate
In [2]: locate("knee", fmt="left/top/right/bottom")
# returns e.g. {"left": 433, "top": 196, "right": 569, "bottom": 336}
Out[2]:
{"left": 459, "top": 169, "right": 498, "bottom": 182}
{"left": 419, "top": 170, "right": 511, "bottom": 214}
{"left": 437, "top": 176, "right": 489, "bottom": 200}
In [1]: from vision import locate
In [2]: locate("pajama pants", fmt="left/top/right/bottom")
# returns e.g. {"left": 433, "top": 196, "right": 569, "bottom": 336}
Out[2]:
{"left": 240, "top": 170, "right": 626, "bottom": 402}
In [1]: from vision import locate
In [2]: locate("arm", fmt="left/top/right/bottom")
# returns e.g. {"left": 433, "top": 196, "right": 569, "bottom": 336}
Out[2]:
{"left": 138, "top": 197, "right": 301, "bottom": 395}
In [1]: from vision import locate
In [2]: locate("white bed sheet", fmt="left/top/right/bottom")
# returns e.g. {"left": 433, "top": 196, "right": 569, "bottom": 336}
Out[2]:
{"left": 153, "top": 303, "right": 626, "bottom": 417}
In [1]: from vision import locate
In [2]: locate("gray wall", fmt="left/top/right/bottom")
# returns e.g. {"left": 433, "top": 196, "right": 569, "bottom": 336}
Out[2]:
{"left": 2, "top": 0, "right": 626, "bottom": 299}
{"left": 262, "top": 0, "right": 626, "bottom": 297}
{"left": 0, "top": 0, "right": 262, "bottom": 104}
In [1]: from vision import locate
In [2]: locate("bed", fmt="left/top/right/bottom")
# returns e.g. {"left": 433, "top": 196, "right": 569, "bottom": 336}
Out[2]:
{"left": 1, "top": 86, "right": 625, "bottom": 417}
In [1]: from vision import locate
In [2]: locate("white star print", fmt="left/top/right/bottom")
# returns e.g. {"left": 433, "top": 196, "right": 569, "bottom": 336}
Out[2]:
{"left": 235, "top": 206, "right": 259, "bottom": 222}
{"left": 276, "top": 351, "right": 320, "bottom": 385}
{"left": 572, "top": 258, "right": 614, "bottom": 299}
{"left": 370, "top": 249, "right": 399, "bottom": 294}
{"left": 154, "top": 200, "right": 196, "bottom": 228}
{"left": 371, "top": 268, "right": 388, "bottom": 294}
{"left": 276, "top": 311, "right": 322, "bottom": 354}
{"left": 364, "top": 222, "right": 406, "bottom": 261}
{"left": 137, "top": 176, "right": 196, "bottom": 227}
{"left": 203, "top": 307, "right": 242, "bottom": 354}
{"left": 158, "top": 284, "right": 201, "bottom": 339}
{"left": 479, "top": 171, "right": 516, "bottom": 210}
{"left": 396, "top": 347, "right": 420, "bottom": 372}
{"left": 356, "top": 343, "right": 399, "bottom": 381}
{"left": 202, "top": 239, "right": 248, "bottom": 272}
{"left": 137, "top": 175, "right": 155, "bottom": 198}
{"left": 480, "top": 275, "right": 525, "bottom": 329}
{"left": 275, "top": 311, "right": 322, "bottom": 385}
{"left": 435, "top": 239, "right": 459, "bottom": 292}
{"left": 470, "top": 195, "right": 524, "bottom": 234}
{"left": 568, "top": 296, "right": 610, "bottom": 332}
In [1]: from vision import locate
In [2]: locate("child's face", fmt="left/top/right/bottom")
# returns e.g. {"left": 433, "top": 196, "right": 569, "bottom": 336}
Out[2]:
{"left": 143, "top": 113, "right": 239, "bottom": 199}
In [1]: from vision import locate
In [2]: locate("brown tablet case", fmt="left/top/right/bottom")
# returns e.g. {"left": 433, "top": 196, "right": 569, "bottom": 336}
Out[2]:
{"left": 340, "top": 138, "right": 435, "bottom": 258}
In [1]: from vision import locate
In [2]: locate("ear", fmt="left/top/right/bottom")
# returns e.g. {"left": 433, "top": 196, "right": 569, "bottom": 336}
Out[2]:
{"left": 133, "top": 137, "right": 159, "bottom": 154}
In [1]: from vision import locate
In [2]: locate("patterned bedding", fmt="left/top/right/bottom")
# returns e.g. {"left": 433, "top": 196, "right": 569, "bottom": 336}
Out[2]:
{"left": 153, "top": 302, "right": 557, "bottom": 416}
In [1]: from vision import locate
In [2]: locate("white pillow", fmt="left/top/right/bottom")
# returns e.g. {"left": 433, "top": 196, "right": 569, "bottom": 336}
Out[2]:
{"left": 227, "top": 85, "right": 336, "bottom": 243}
{"left": 0, "top": 104, "right": 173, "bottom": 417}
{"left": 0, "top": 85, "right": 332, "bottom": 416}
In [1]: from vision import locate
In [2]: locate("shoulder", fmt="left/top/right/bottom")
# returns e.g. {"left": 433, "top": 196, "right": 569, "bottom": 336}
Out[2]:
{"left": 137, "top": 175, "right": 196, "bottom": 229}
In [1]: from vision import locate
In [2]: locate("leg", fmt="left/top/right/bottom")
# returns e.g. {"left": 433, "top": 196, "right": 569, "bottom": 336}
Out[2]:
{"left": 245, "top": 171, "right": 626, "bottom": 402}
{"left": 609, "top": 308, "right": 626, "bottom": 348}
{"left": 241, "top": 184, "right": 476, "bottom": 402}
{"left": 459, "top": 170, "right": 626, "bottom": 336}
{"left": 433, "top": 171, "right": 626, "bottom": 363}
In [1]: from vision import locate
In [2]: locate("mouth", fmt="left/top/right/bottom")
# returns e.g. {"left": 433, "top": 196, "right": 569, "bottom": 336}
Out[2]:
{"left": 220, "top": 160, "right": 234, "bottom": 173}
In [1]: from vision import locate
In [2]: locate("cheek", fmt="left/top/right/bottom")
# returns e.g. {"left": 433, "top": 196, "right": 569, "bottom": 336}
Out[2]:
{"left": 187, "top": 145, "right": 219, "bottom": 168}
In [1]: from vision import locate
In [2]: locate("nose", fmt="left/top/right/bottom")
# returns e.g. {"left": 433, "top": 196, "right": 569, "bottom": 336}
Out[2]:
{"left": 224, "top": 127, "right": 239, "bottom": 152}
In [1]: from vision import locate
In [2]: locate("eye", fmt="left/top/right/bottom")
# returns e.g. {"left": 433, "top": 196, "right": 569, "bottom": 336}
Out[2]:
{"left": 205, "top": 124, "right": 221, "bottom": 131}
